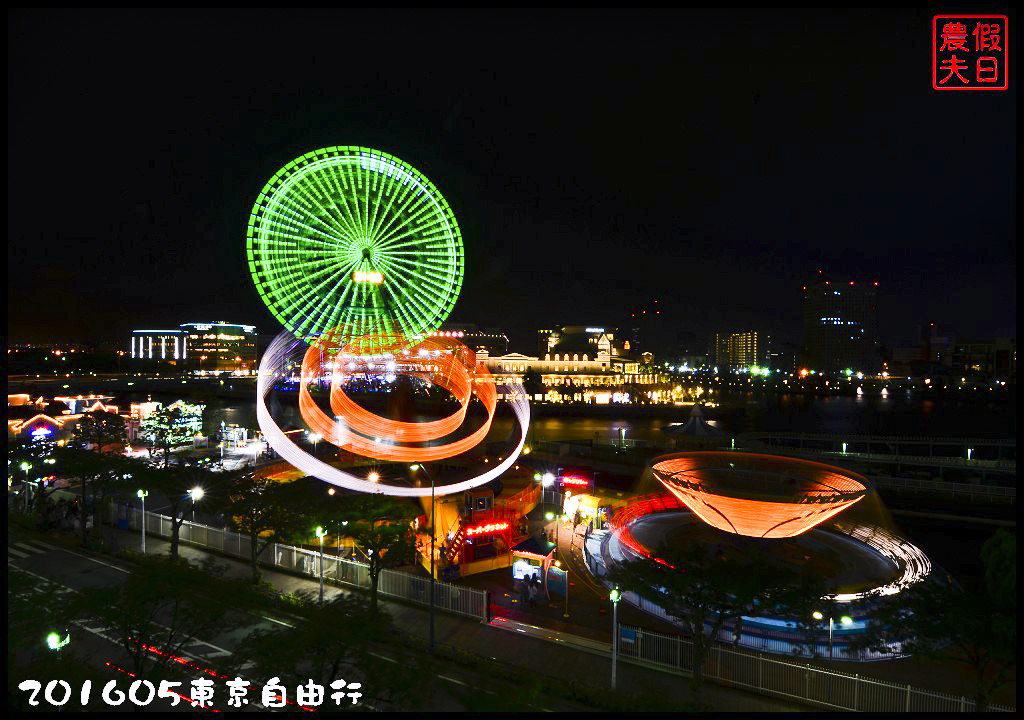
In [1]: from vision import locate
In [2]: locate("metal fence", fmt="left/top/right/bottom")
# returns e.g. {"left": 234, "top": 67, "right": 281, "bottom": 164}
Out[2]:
{"left": 110, "top": 503, "right": 488, "bottom": 622}
{"left": 616, "top": 622, "right": 1015, "bottom": 712}
{"left": 871, "top": 475, "right": 1015, "bottom": 503}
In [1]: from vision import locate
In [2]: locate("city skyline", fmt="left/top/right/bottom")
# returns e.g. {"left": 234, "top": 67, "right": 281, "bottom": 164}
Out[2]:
{"left": 8, "top": 9, "right": 1016, "bottom": 350}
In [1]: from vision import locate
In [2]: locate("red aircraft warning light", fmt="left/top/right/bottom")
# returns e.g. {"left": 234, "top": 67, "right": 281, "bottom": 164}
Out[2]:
{"left": 650, "top": 452, "right": 871, "bottom": 539}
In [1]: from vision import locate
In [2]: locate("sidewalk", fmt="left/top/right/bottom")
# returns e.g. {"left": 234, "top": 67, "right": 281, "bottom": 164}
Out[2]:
{"left": 101, "top": 522, "right": 806, "bottom": 712}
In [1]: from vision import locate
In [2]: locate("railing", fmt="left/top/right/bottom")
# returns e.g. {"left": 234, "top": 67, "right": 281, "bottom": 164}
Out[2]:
{"left": 109, "top": 503, "right": 488, "bottom": 622}
{"left": 870, "top": 475, "right": 1015, "bottom": 503}
{"left": 615, "top": 622, "right": 1015, "bottom": 712}
{"left": 737, "top": 432, "right": 1016, "bottom": 446}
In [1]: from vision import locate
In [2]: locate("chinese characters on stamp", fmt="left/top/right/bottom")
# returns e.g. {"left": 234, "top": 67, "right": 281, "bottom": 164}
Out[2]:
{"left": 933, "top": 15, "right": 1009, "bottom": 90}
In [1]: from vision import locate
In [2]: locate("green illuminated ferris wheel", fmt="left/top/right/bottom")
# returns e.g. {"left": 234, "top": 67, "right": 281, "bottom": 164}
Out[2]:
{"left": 247, "top": 146, "right": 464, "bottom": 344}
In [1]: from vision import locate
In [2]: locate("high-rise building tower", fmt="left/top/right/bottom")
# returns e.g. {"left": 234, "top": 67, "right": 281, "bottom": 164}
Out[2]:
{"left": 802, "top": 274, "right": 879, "bottom": 372}
{"left": 712, "top": 330, "right": 765, "bottom": 368}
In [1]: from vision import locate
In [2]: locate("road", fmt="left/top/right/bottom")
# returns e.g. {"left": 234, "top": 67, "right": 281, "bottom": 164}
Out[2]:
{"left": 7, "top": 532, "right": 589, "bottom": 712}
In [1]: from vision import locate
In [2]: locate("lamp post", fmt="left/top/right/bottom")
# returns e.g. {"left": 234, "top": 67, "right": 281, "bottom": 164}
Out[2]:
{"left": 20, "top": 462, "right": 32, "bottom": 512}
{"left": 188, "top": 486, "right": 203, "bottom": 540}
{"left": 136, "top": 489, "right": 148, "bottom": 553}
{"left": 220, "top": 421, "right": 226, "bottom": 463}
{"left": 610, "top": 586, "right": 621, "bottom": 690}
{"left": 813, "top": 611, "right": 854, "bottom": 659}
{"left": 563, "top": 566, "right": 570, "bottom": 618}
{"left": 411, "top": 463, "right": 435, "bottom": 653}
{"left": 309, "top": 432, "right": 321, "bottom": 457}
{"left": 316, "top": 526, "right": 327, "bottom": 604}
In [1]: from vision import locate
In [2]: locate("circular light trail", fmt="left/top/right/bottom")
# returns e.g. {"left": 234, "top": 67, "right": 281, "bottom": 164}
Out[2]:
{"left": 650, "top": 452, "right": 872, "bottom": 538}
{"left": 256, "top": 330, "right": 530, "bottom": 497}
{"left": 247, "top": 146, "right": 464, "bottom": 345}
{"left": 298, "top": 330, "right": 499, "bottom": 461}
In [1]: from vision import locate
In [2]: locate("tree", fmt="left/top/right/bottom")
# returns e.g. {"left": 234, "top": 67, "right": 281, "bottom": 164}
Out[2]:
{"left": 607, "top": 539, "right": 825, "bottom": 699}
{"left": 72, "top": 409, "right": 127, "bottom": 453}
{"left": 852, "top": 530, "right": 1016, "bottom": 711}
{"left": 341, "top": 494, "right": 417, "bottom": 616}
{"left": 51, "top": 445, "right": 130, "bottom": 547}
{"left": 61, "top": 555, "right": 251, "bottom": 680}
{"left": 228, "top": 473, "right": 309, "bottom": 583}
{"left": 141, "top": 403, "right": 203, "bottom": 467}
{"left": 233, "top": 593, "right": 430, "bottom": 710}
{"left": 522, "top": 368, "right": 543, "bottom": 397}
{"left": 138, "top": 458, "right": 229, "bottom": 560}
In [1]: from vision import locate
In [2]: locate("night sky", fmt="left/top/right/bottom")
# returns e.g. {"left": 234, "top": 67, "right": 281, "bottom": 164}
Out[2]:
{"left": 8, "top": 8, "right": 1016, "bottom": 351}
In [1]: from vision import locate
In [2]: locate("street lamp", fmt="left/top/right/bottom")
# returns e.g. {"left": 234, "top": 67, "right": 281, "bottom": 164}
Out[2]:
{"left": 410, "top": 463, "right": 436, "bottom": 653}
{"left": 20, "top": 462, "right": 32, "bottom": 512}
{"left": 610, "top": 586, "right": 621, "bottom": 690}
{"left": 309, "top": 432, "right": 321, "bottom": 456}
{"left": 315, "top": 526, "right": 327, "bottom": 604}
{"left": 136, "top": 489, "right": 148, "bottom": 553}
{"left": 541, "top": 471, "right": 555, "bottom": 505}
{"left": 563, "top": 566, "right": 570, "bottom": 618}
{"left": 188, "top": 487, "right": 204, "bottom": 538}
{"left": 813, "top": 611, "right": 854, "bottom": 659}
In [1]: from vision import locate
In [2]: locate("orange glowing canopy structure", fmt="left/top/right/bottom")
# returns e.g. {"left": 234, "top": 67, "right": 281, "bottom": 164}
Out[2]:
{"left": 650, "top": 452, "right": 871, "bottom": 539}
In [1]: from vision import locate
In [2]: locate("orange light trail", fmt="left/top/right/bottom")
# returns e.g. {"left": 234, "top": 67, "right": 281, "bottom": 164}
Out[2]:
{"left": 298, "top": 330, "right": 499, "bottom": 462}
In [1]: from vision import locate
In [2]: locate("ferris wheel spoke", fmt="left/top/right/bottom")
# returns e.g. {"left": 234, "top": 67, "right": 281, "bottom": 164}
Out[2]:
{"left": 375, "top": 256, "right": 450, "bottom": 330}
{"left": 372, "top": 201, "right": 444, "bottom": 250}
{"left": 327, "top": 166, "right": 368, "bottom": 245}
{"left": 368, "top": 175, "right": 420, "bottom": 247}
{"left": 269, "top": 185, "right": 355, "bottom": 247}
{"left": 296, "top": 259, "right": 361, "bottom": 337}
{"left": 374, "top": 217, "right": 455, "bottom": 253}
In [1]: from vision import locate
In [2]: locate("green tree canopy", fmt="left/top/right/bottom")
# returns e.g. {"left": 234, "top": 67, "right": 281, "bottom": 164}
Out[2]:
{"left": 72, "top": 409, "right": 127, "bottom": 453}
{"left": 338, "top": 493, "right": 417, "bottom": 615}
{"left": 607, "top": 538, "right": 825, "bottom": 696}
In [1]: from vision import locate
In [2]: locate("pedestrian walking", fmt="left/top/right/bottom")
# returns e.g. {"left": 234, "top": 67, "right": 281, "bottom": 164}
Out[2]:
{"left": 528, "top": 582, "right": 537, "bottom": 608}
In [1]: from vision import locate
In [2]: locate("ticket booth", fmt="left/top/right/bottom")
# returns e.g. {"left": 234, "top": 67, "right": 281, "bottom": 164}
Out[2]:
{"left": 511, "top": 535, "right": 556, "bottom": 585}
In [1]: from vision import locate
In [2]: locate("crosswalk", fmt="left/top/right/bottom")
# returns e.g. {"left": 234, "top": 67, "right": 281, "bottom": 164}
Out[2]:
{"left": 8, "top": 539, "right": 59, "bottom": 561}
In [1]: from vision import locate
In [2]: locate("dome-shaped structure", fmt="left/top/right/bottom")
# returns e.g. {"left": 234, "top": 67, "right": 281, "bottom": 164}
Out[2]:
{"left": 650, "top": 451, "right": 872, "bottom": 538}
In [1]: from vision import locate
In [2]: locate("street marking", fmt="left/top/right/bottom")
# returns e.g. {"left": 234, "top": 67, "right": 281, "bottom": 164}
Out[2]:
{"left": 8, "top": 547, "right": 30, "bottom": 558}
{"left": 367, "top": 651, "right": 398, "bottom": 664}
{"left": 437, "top": 674, "right": 468, "bottom": 686}
{"left": 260, "top": 614, "right": 295, "bottom": 628}
{"left": 27, "top": 539, "right": 62, "bottom": 551}
{"left": 48, "top": 545, "right": 131, "bottom": 574}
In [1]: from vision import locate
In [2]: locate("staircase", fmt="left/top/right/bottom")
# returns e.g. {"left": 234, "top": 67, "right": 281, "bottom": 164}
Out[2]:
{"left": 443, "top": 526, "right": 466, "bottom": 564}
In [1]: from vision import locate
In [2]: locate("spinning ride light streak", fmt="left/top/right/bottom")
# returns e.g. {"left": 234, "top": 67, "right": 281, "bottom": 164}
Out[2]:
{"left": 650, "top": 452, "right": 871, "bottom": 539}
{"left": 257, "top": 330, "right": 530, "bottom": 497}
{"left": 246, "top": 146, "right": 464, "bottom": 346}
{"left": 298, "top": 328, "right": 499, "bottom": 461}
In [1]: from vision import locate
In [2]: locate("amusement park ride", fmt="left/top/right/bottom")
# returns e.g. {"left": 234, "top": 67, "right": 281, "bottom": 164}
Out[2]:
{"left": 246, "top": 146, "right": 534, "bottom": 577}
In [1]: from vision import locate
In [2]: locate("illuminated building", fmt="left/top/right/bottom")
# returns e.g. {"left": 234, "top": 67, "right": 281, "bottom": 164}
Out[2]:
{"left": 951, "top": 337, "right": 1016, "bottom": 380}
{"left": 650, "top": 452, "right": 871, "bottom": 539}
{"left": 7, "top": 394, "right": 138, "bottom": 444}
{"left": 130, "top": 322, "right": 256, "bottom": 373}
{"left": 479, "top": 347, "right": 664, "bottom": 403}
{"left": 713, "top": 330, "right": 766, "bottom": 368}
{"left": 802, "top": 273, "right": 879, "bottom": 373}
{"left": 429, "top": 323, "right": 509, "bottom": 356}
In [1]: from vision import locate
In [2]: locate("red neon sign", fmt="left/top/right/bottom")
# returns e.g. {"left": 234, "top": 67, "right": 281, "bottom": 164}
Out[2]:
{"left": 465, "top": 521, "right": 509, "bottom": 536}
{"left": 561, "top": 476, "right": 590, "bottom": 487}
